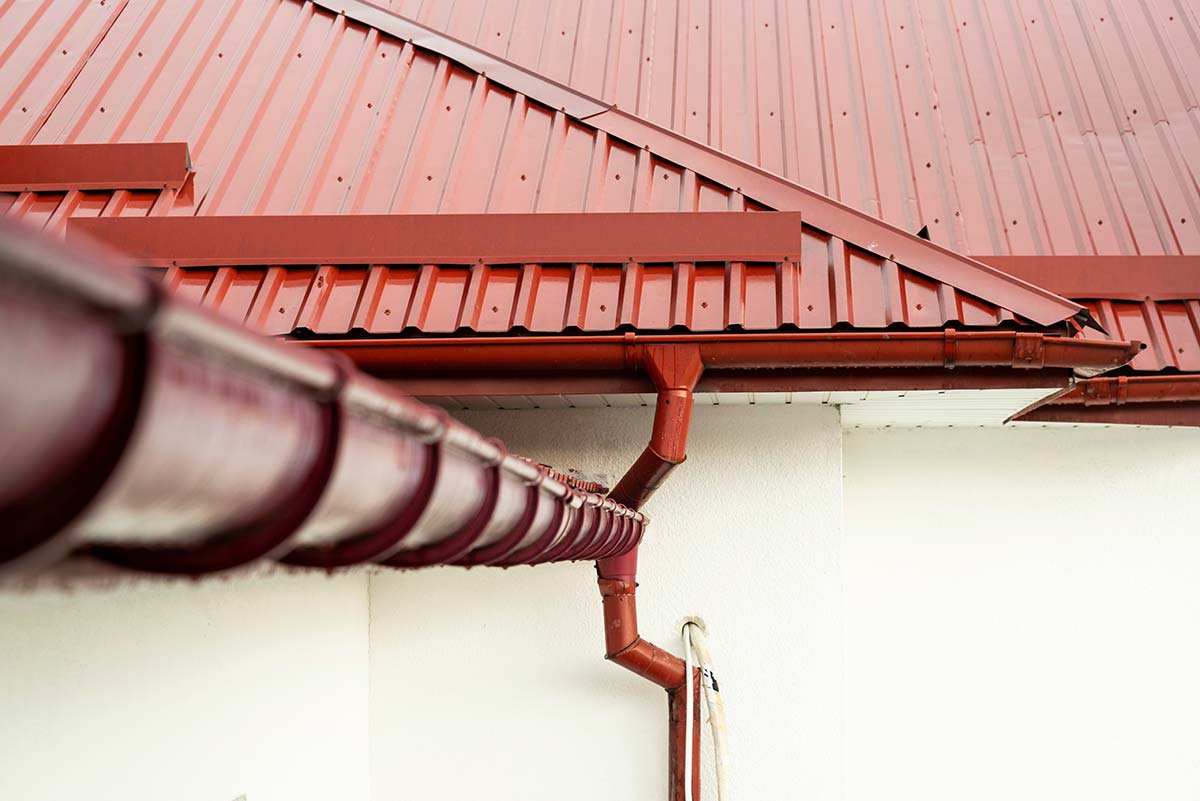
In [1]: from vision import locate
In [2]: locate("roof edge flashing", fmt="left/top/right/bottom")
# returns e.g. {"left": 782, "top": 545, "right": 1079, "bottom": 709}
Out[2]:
{"left": 311, "top": 0, "right": 609, "bottom": 118}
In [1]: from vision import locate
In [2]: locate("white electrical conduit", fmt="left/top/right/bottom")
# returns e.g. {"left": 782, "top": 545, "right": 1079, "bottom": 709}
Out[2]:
{"left": 681, "top": 618, "right": 730, "bottom": 801}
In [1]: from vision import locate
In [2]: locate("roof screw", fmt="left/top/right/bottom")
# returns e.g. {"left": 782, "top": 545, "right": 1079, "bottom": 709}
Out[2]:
{"left": 384, "top": 308, "right": 391, "bottom": 316}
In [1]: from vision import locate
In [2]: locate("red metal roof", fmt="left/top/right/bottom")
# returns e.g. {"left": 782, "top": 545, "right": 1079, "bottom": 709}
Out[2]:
{"left": 68, "top": 211, "right": 1089, "bottom": 334}
{"left": 0, "top": 0, "right": 761, "bottom": 224}
{"left": 400, "top": 0, "right": 1200, "bottom": 258}
{"left": 1081, "top": 298, "right": 1200, "bottom": 373}
{"left": 1, "top": 0, "right": 1193, "bottom": 387}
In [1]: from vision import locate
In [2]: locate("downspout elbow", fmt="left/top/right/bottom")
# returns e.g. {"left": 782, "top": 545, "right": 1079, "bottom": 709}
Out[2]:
{"left": 598, "top": 577, "right": 687, "bottom": 690}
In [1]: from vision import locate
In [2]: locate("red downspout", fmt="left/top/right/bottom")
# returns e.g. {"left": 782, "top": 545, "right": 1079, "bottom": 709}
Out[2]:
{"left": 596, "top": 345, "right": 704, "bottom": 801}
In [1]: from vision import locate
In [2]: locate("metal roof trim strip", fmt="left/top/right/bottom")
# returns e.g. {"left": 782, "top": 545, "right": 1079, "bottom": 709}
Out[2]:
{"left": 589, "top": 109, "right": 1084, "bottom": 327}
{"left": 68, "top": 212, "right": 807, "bottom": 266}
{"left": 0, "top": 143, "right": 192, "bottom": 192}
{"left": 311, "top": 0, "right": 1082, "bottom": 328}
{"left": 975, "top": 256, "right": 1200, "bottom": 301}
{"left": 309, "top": 0, "right": 608, "bottom": 118}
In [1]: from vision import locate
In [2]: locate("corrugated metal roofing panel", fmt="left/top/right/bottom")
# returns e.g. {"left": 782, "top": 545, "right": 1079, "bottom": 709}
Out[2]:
{"left": 149, "top": 249, "right": 1022, "bottom": 337}
{"left": 1083, "top": 298, "right": 1200, "bottom": 373}
{"left": 401, "top": 0, "right": 1200, "bottom": 257}
{"left": 68, "top": 211, "right": 1089, "bottom": 330}
{"left": 0, "top": 0, "right": 1186, "bottom": 368}
{"left": 0, "top": 0, "right": 758, "bottom": 227}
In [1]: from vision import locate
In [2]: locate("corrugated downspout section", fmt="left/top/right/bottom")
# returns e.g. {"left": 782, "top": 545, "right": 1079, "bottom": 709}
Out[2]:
{"left": 0, "top": 219, "right": 645, "bottom": 578}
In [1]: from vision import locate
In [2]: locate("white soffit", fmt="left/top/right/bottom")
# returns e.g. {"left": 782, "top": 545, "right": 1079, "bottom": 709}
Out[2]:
{"left": 424, "top": 388, "right": 1061, "bottom": 428}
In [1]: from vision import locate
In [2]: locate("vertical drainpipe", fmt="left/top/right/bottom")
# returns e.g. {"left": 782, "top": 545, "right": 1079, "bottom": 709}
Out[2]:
{"left": 596, "top": 344, "right": 704, "bottom": 801}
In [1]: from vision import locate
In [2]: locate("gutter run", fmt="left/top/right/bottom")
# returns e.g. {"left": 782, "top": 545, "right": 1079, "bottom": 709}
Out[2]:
{"left": 595, "top": 345, "right": 703, "bottom": 801}
{"left": 0, "top": 218, "right": 643, "bottom": 577}
{"left": 308, "top": 330, "right": 1143, "bottom": 380}
{"left": 1010, "top": 374, "right": 1200, "bottom": 427}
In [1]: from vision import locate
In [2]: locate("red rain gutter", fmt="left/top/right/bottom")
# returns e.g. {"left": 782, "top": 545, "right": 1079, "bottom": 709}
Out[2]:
{"left": 308, "top": 331, "right": 1142, "bottom": 379}
{"left": 0, "top": 217, "right": 643, "bottom": 577}
{"left": 1011, "top": 375, "right": 1200, "bottom": 427}
{"left": 0, "top": 143, "right": 192, "bottom": 192}
{"left": 595, "top": 345, "right": 703, "bottom": 801}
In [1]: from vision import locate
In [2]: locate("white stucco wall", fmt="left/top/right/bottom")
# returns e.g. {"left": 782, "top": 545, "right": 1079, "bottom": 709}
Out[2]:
{"left": 843, "top": 426, "right": 1200, "bottom": 801}
{"left": 0, "top": 572, "right": 370, "bottom": 801}
{"left": 3, "top": 414, "right": 1199, "bottom": 801}
{"left": 369, "top": 404, "right": 845, "bottom": 801}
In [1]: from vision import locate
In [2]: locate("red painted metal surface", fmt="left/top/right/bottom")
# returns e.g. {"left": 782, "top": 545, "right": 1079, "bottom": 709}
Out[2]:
{"left": 668, "top": 676, "right": 703, "bottom": 801}
{"left": 0, "top": 0, "right": 764, "bottom": 236}
{"left": 71, "top": 211, "right": 808, "bottom": 266}
{"left": 1080, "top": 298, "right": 1200, "bottom": 373}
{"left": 604, "top": 345, "right": 702, "bottom": 533}
{"left": 599, "top": 572, "right": 700, "bottom": 801}
{"left": 1056, "top": 375, "right": 1200, "bottom": 406}
{"left": 0, "top": 217, "right": 645, "bottom": 577}
{"left": 401, "top": 0, "right": 1200, "bottom": 258}
{"left": 1017, "top": 402, "right": 1200, "bottom": 427}
{"left": 394, "top": 368, "right": 1078, "bottom": 399}
{"left": 3, "top": 1, "right": 1095, "bottom": 327}
{"left": 975, "top": 256, "right": 1200, "bottom": 301}
{"left": 142, "top": 248, "right": 1043, "bottom": 335}
{"left": 303, "top": 331, "right": 1141, "bottom": 377}
{"left": 301, "top": 0, "right": 1091, "bottom": 326}
{"left": 2, "top": 0, "right": 1191, "bottom": 393}
{"left": 0, "top": 143, "right": 191, "bottom": 191}
{"left": 69, "top": 211, "right": 1091, "bottom": 332}
{"left": 1012, "top": 374, "right": 1200, "bottom": 426}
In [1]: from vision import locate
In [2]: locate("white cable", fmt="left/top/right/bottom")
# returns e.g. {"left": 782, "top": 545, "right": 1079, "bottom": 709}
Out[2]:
{"left": 684, "top": 623, "right": 695, "bottom": 801}
{"left": 686, "top": 623, "right": 730, "bottom": 800}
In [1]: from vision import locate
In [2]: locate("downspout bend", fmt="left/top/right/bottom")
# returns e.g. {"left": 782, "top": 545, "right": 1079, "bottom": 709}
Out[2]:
{"left": 595, "top": 343, "right": 704, "bottom": 801}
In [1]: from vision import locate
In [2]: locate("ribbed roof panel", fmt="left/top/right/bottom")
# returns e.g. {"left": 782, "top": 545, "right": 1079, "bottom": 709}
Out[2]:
{"left": 400, "top": 0, "right": 1200, "bottom": 257}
